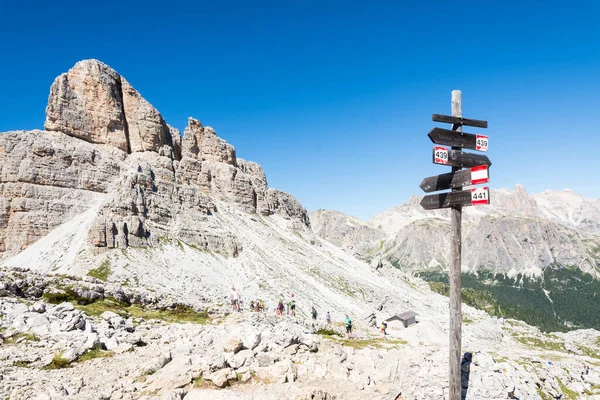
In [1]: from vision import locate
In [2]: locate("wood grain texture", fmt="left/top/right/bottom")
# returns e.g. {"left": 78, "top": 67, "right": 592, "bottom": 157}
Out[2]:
{"left": 432, "top": 147, "right": 492, "bottom": 168}
{"left": 449, "top": 90, "right": 463, "bottom": 400}
{"left": 428, "top": 127, "right": 487, "bottom": 152}
{"left": 432, "top": 113, "right": 488, "bottom": 128}
{"left": 419, "top": 168, "right": 488, "bottom": 193}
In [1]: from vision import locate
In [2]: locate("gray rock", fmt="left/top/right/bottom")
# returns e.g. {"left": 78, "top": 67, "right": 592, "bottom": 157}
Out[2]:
{"left": 204, "top": 368, "right": 232, "bottom": 388}
{"left": 222, "top": 337, "right": 243, "bottom": 354}
{"left": 30, "top": 301, "right": 46, "bottom": 313}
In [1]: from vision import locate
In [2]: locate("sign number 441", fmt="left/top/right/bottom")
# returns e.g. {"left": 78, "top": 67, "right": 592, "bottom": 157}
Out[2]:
{"left": 471, "top": 187, "right": 489, "bottom": 205}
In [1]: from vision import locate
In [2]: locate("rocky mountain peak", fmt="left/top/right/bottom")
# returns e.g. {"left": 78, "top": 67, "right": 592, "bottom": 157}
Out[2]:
{"left": 0, "top": 59, "right": 309, "bottom": 260}
{"left": 44, "top": 59, "right": 177, "bottom": 156}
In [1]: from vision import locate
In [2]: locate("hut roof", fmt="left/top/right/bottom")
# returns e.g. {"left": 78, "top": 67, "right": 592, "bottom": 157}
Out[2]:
{"left": 386, "top": 310, "right": 417, "bottom": 321}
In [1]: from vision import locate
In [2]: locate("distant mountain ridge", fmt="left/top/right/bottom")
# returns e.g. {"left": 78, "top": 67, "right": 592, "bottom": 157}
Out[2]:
{"left": 309, "top": 185, "right": 600, "bottom": 276}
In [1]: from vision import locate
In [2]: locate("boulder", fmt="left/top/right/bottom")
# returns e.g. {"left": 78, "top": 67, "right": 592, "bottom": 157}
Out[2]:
{"left": 30, "top": 301, "right": 46, "bottom": 313}
{"left": 241, "top": 330, "right": 261, "bottom": 350}
{"left": 222, "top": 337, "right": 243, "bottom": 354}
{"left": 204, "top": 368, "right": 232, "bottom": 388}
{"left": 142, "top": 352, "right": 173, "bottom": 375}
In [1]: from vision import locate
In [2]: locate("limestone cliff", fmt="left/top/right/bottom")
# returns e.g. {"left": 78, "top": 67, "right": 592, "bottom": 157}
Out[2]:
{"left": 0, "top": 59, "right": 309, "bottom": 259}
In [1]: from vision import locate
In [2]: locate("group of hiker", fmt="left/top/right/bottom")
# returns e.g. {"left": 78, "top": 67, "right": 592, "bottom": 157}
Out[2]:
{"left": 229, "top": 287, "right": 266, "bottom": 312}
{"left": 229, "top": 288, "right": 363, "bottom": 339}
{"left": 276, "top": 294, "right": 296, "bottom": 317}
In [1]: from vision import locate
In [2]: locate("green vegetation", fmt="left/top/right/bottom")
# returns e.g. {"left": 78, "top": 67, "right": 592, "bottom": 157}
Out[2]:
{"left": 43, "top": 353, "right": 71, "bottom": 370}
{"left": 193, "top": 374, "right": 205, "bottom": 388}
{"left": 316, "top": 328, "right": 341, "bottom": 337}
{"left": 556, "top": 377, "right": 579, "bottom": 399}
{"left": 512, "top": 334, "right": 567, "bottom": 352}
{"left": 536, "top": 387, "right": 551, "bottom": 400}
{"left": 76, "top": 298, "right": 210, "bottom": 324}
{"left": 12, "top": 360, "right": 32, "bottom": 368}
{"left": 5, "top": 332, "right": 40, "bottom": 344}
{"left": 77, "top": 348, "right": 114, "bottom": 363}
{"left": 87, "top": 260, "right": 112, "bottom": 281}
{"left": 42, "top": 286, "right": 210, "bottom": 324}
{"left": 418, "top": 265, "right": 600, "bottom": 332}
{"left": 326, "top": 336, "right": 407, "bottom": 350}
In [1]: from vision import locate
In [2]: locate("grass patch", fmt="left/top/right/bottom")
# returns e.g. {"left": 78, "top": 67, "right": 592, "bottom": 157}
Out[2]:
{"left": 536, "top": 386, "right": 551, "bottom": 400}
{"left": 75, "top": 299, "right": 210, "bottom": 324}
{"left": 12, "top": 360, "right": 32, "bottom": 367}
{"left": 193, "top": 373, "right": 204, "bottom": 387}
{"left": 556, "top": 377, "right": 579, "bottom": 399}
{"left": 5, "top": 332, "right": 40, "bottom": 344}
{"left": 43, "top": 353, "right": 71, "bottom": 370}
{"left": 325, "top": 336, "right": 407, "bottom": 350}
{"left": 77, "top": 348, "right": 114, "bottom": 363}
{"left": 87, "top": 260, "right": 111, "bottom": 281}
{"left": 316, "top": 328, "right": 341, "bottom": 337}
{"left": 577, "top": 344, "right": 600, "bottom": 359}
{"left": 75, "top": 297, "right": 130, "bottom": 317}
{"left": 513, "top": 334, "right": 567, "bottom": 352}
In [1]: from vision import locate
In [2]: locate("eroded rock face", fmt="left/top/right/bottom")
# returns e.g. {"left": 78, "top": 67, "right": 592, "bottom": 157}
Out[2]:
{"left": 1, "top": 59, "right": 309, "bottom": 258}
{"left": 121, "top": 77, "right": 169, "bottom": 153}
{"left": 45, "top": 60, "right": 129, "bottom": 152}
{"left": 0, "top": 130, "right": 122, "bottom": 255}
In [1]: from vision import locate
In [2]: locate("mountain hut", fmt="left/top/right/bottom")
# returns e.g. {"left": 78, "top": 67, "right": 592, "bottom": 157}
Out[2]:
{"left": 385, "top": 310, "right": 418, "bottom": 329}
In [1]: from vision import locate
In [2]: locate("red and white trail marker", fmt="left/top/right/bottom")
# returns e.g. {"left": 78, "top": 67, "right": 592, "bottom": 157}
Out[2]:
{"left": 475, "top": 135, "right": 488, "bottom": 152}
{"left": 471, "top": 186, "right": 489, "bottom": 205}
{"left": 434, "top": 146, "right": 449, "bottom": 164}
{"left": 470, "top": 165, "right": 488, "bottom": 185}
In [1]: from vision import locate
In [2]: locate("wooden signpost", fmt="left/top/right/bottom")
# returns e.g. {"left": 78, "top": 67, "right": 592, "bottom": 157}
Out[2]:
{"left": 419, "top": 166, "right": 489, "bottom": 193}
{"left": 420, "top": 91, "right": 491, "bottom": 400}
{"left": 428, "top": 127, "right": 489, "bottom": 152}
{"left": 432, "top": 147, "right": 492, "bottom": 168}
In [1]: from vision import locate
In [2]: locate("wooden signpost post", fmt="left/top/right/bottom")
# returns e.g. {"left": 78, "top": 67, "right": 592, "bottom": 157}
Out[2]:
{"left": 419, "top": 166, "right": 489, "bottom": 193}
{"left": 420, "top": 91, "right": 491, "bottom": 400}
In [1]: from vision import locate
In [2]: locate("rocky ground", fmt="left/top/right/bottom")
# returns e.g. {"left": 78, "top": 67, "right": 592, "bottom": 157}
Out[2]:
{"left": 2, "top": 268, "right": 600, "bottom": 399}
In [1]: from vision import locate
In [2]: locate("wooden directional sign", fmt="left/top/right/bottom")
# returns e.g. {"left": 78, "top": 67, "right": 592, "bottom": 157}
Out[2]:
{"left": 420, "top": 166, "right": 489, "bottom": 193}
{"left": 420, "top": 187, "right": 490, "bottom": 210}
{"left": 428, "top": 127, "right": 488, "bottom": 152}
{"left": 433, "top": 146, "right": 492, "bottom": 168}
{"left": 432, "top": 114, "right": 488, "bottom": 128}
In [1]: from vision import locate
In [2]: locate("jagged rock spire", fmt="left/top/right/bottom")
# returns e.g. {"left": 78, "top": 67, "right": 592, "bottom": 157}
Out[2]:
{"left": 44, "top": 59, "right": 178, "bottom": 156}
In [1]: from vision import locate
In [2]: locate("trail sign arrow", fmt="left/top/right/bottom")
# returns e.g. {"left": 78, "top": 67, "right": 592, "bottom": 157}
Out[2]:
{"left": 420, "top": 186, "right": 490, "bottom": 210}
{"left": 428, "top": 127, "right": 488, "bottom": 152}
{"left": 432, "top": 114, "right": 488, "bottom": 128}
{"left": 420, "top": 166, "right": 489, "bottom": 193}
{"left": 432, "top": 146, "right": 492, "bottom": 168}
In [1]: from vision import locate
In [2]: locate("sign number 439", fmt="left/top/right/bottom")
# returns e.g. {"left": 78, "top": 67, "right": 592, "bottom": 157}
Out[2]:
{"left": 476, "top": 135, "right": 488, "bottom": 152}
{"left": 471, "top": 187, "right": 489, "bottom": 205}
{"left": 434, "top": 146, "right": 449, "bottom": 164}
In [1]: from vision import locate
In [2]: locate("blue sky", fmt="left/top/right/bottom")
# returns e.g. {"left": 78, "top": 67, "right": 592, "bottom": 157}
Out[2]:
{"left": 1, "top": 1, "right": 599, "bottom": 220}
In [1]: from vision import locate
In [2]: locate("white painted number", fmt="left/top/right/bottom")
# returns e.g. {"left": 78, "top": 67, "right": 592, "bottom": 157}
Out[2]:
{"left": 471, "top": 187, "right": 489, "bottom": 205}
{"left": 476, "top": 135, "right": 488, "bottom": 152}
{"left": 434, "top": 147, "right": 449, "bottom": 164}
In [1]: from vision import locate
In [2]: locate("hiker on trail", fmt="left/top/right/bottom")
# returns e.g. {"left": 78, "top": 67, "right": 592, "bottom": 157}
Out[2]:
{"left": 277, "top": 300, "right": 284, "bottom": 316}
{"left": 290, "top": 298, "right": 296, "bottom": 317}
{"left": 230, "top": 287, "right": 240, "bottom": 312}
{"left": 381, "top": 321, "right": 388, "bottom": 336}
{"left": 311, "top": 306, "right": 317, "bottom": 320}
{"left": 326, "top": 311, "right": 331, "bottom": 325}
{"left": 345, "top": 314, "right": 353, "bottom": 338}
{"left": 250, "top": 300, "right": 255, "bottom": 311}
